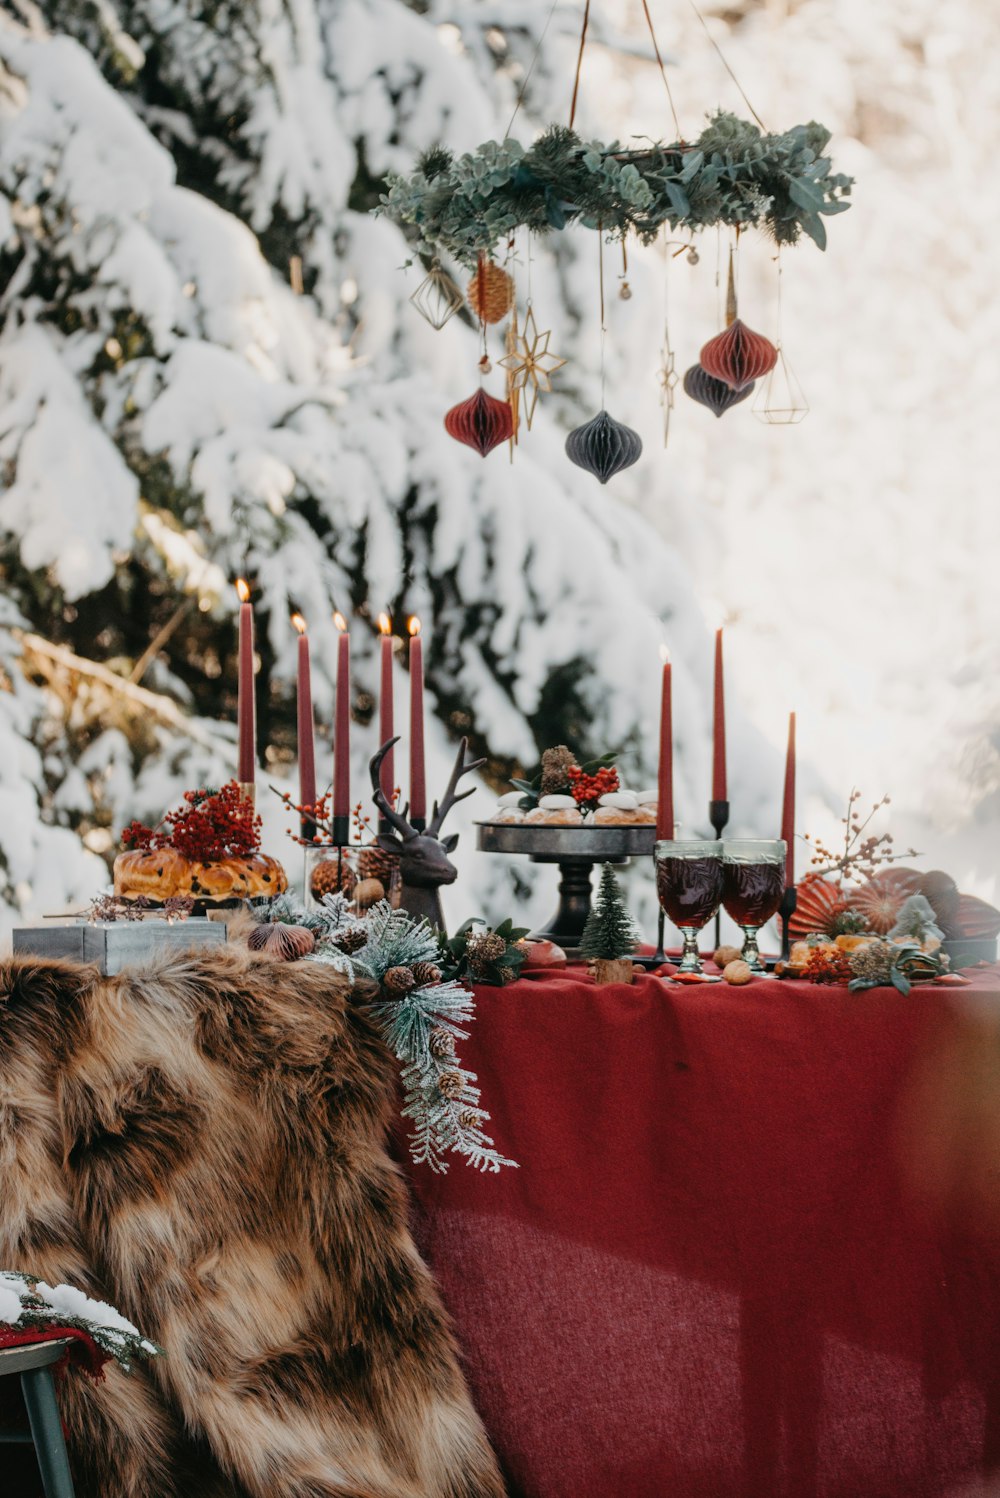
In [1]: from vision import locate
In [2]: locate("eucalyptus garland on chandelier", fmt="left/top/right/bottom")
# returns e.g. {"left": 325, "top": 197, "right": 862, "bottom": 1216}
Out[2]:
{"left": 377, "top": 112, "right": 852, "bottom": 263}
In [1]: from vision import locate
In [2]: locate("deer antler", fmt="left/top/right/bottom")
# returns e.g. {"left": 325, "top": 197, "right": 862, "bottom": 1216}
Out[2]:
{"left": 369, "top": 738, "right": 417, "bottom": 842}
{"left": 427, "top": 737, "right": 487, "bottom": 837}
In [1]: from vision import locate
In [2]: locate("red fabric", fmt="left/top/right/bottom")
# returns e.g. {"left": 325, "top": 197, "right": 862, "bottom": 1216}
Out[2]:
{"left": 406, "top": 964, "right": 1000, "bottom": 1498}
{"left": 0, "top": 1323, "right": 109, "bottom": 1381}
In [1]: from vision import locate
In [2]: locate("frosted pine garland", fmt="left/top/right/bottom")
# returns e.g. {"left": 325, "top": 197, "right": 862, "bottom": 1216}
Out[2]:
{"left": 249, "top": 898, "right": 516, "bottom": 1174}
{"left": 0, "top": 1273, "right": 162, "bottom": 1373}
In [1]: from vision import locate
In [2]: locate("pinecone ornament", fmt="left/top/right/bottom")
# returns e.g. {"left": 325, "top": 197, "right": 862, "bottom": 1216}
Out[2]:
{"left": 540, "top": 745, "right": 576, "bottom": 797}
{"left": 384, "top": 965, "right": 416, "bottom": 996}
{"left": 438, "top": 1069, "right": 464, "bottom": 1099}
{"left": 310, "top": 858, "right": 355, "bottom": 900}
{"left": 359, "top": 846, "right": 397, "bottom": 883}
{"left": 458, "top": 1110, "right": 479, "bottom": 1130}
{"left": 331, "top": 925, "right": 368, "bottom": 954}
{"left": 412, "top": 961, "right": 442, "bottom": 987}
{"left": 467, "top": 258, "right": 514, "bottom": 324}
{"left": 429, "top": 1026, "right": 456, "bottom": 1059}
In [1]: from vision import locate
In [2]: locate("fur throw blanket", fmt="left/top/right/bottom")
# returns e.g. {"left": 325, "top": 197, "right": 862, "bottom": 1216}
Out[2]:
{"left": 0, "top": 948, "right": 504, "bottom": 1498}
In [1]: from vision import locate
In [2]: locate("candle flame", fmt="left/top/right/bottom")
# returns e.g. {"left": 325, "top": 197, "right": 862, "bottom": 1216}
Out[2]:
{"left": 291, "top": 612, "right": 307, "bottom": 635}
{"left": 333, "top": 611, "right": 347, "bottom": 633}
{"left": 235, "top": 578, "right": 250, "bottom": 603}
{"left": 659, "top": 643, "right": 671, "bottom": 664}
{"left": 377, "top": 611, "right": 392, "bottom": 636}
{"left": 408, "top": 616, "right": 421, "bottom": 637}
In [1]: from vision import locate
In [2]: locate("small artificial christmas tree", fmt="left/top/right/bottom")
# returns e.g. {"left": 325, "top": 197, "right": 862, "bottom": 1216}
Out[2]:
{"left": 580, "top": 865, "right": 639, "bottom": 985}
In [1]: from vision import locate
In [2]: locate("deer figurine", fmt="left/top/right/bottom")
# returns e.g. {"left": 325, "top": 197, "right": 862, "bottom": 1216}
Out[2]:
{"left": 369, "top": 736, "right": 486, "bottom": 933}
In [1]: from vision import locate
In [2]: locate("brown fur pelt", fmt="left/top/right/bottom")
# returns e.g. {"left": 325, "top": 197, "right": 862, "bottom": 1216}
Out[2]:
{"left": 0, "top": 948, "right": 505, "bottom": 1498}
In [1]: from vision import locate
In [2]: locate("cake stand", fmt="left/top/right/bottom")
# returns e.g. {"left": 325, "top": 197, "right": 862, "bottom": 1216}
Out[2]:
{"left": 476, "top": 821, "right": 657, "bottom": 956}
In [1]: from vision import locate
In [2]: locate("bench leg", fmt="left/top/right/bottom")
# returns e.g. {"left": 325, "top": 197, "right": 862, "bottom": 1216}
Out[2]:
{"left": 20, "top": 1367, "right": 76, "bottom": 1498}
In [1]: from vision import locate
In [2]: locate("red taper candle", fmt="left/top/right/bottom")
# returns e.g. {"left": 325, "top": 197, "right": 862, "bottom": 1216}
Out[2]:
{"left": 656, "top": 650, "right": 674, "bottom": 840}
{"left": 712, "top": 627, "right": 727, "bottom": 802}
{"left": 236, "top": 579, "right": 256, "bottom": 784}
{"left": 408, "top": 618, "right": 426, "bottom": 824}
{"left": 332, "top": 613, "right": 351, "bottom": 820}
{"left": 378, "top": 613, "right": 395, "bottom": 808}
{"left": 781, "top": 711, "right": 796, "bottom": 885}
{"left": 292, "top": 615, "right": 316, "bottom": 822}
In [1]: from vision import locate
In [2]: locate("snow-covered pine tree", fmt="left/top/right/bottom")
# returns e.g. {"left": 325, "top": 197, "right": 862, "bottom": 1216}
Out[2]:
{"left": 0, "top": 0, "right": 778, "bottom": 935}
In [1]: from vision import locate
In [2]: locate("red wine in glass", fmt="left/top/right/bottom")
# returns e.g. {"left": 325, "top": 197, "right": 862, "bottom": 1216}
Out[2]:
{"left": 655, "top": 840, "right": 724, "bottom": 973}
{"left": 722, "top": 840, "right": 787, "bottom": 974}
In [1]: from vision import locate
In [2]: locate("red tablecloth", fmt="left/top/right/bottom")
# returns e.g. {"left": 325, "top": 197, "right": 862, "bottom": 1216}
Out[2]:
{"left": 406, "top": 965, "right": 1000, "bottom": 1498}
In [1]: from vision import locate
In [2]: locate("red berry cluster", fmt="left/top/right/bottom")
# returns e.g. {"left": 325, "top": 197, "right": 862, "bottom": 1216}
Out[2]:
{"left": 801, "top": 946, "right": 852, "bottom": 986}
{"left": 566, "top": 764, "right": 620, "bottom": 809}
{"left": 121, "top": 782, "right": 261, "bottom": 861}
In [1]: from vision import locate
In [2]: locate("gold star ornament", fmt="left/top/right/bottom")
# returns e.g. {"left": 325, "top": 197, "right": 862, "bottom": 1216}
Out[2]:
{"left": 657, "top": 342, "right": 680, "bottom": 447}
{"left": 499, "top": 306, "right": 568, "bottom": 429}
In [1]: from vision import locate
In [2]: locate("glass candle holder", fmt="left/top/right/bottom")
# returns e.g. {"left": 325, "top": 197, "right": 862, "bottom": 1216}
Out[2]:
{"left": 654, "top": 839, "right": 724, "bottom": 974}
{"left": 304, "top": 844, "right": 401, "bottom": 917}
{"left": 721, "top": 839, "right": 787, "bottom": 974}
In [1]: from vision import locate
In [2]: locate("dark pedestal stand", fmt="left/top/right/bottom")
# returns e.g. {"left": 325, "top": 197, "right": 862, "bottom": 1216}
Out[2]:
{"left": 530, "top": 854, "right": 630, "bottom": 955}
{"left": 709, "top": 799, "right": 730, "bottom": 951}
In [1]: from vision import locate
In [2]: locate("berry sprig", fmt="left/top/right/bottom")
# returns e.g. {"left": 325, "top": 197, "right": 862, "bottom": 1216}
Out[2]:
{"left": 801, "top": 946, "right": 852, "bottom": 986}
{"left": 567, "top": 764, "right": 620, "bottom": 810}
{"left": 274, "top": 791, "right": 399, "bottom": 847}
{"left": 121, "top": 782, "right": 261, "bottom": 860}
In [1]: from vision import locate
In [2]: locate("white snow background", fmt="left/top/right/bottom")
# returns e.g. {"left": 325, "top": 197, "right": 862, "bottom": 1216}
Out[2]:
{"left": 0, "top": 0, "right": 995, "bottom": 944}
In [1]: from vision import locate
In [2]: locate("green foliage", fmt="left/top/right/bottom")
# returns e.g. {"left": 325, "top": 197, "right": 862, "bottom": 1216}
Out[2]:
{"left": 888, "top": 895, "right": 945, "bottom": 945}
{"left": 848, "top": 936, "right": 948, "bottom": 994}
{"left": 440, "top": 916, "right": 532, "bottom": 986}
{"left": 580, "top": 864, "right": 638, "bottom": 961}
{"left": 828, "top": 907, "right": 869, "bottom": 937}
{"left": 377, "top": 112, "right": 853, "bottom": 265}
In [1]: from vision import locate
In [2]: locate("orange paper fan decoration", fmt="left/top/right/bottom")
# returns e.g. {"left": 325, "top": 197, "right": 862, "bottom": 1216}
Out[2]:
{"left": 444, "top": 388, "right": 514, "bottom": 457}
{"left": 846, "top": 869, "right": 922, "bottom": 934}
{"left": 700, "top": 318, "right": 778, "bottom": 392}
{"left": 789, "top": 877, "right": 845, "bottom": 940}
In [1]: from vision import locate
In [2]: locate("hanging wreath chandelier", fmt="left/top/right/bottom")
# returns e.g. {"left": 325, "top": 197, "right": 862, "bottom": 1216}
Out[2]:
{"left": 374, "top": 0, "right": 853, "bottom": 477}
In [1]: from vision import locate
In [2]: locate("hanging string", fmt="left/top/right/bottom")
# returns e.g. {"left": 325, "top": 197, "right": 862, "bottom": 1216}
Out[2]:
{"left": 504, "top": 0, "right": 561, "bottom": 140}
{"left": 686, "top": 0, "right": 767, "bottom": 132}
{"left": 598, "top": 226, "right": 607, "bottom": 409}
{"left": 568, "top": 0, "right": 592, "bottom": 130}
{"left": 639, "top": 0, "right": 682, "bottom": 137}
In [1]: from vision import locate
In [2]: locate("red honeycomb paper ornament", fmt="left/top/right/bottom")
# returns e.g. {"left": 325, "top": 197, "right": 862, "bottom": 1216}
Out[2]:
{"left": 700, "top": 318, "right": 778, "bottom": 391}
{"left": 444, "top": 388, "right": 514, "bottom": 457}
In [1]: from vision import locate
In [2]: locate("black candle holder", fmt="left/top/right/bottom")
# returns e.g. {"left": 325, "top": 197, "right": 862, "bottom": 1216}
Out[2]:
{"left": 331, "top": 813, "right": 351, "bottom": 848}
{"left": 708, "top": 799, "right": 730, "bottom": 949}
{"left": 779, "top": 883, "right": 798, "bottom": 962}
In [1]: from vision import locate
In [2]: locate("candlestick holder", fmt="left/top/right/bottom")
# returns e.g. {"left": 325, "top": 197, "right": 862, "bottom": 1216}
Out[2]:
{"left": 238, "top": 782, "right": 257, "bottom": 808}
{"left": 708, "top": 799, "right": 730, "bottom": 948}
{"left": 331, "top": 813, "right": 351, "bottom": 848}
{"left": 632, "top": 907, "right": 667, "bottom": 971}
{"left": 779, "top": 884, "right": 798, "bottom": 963}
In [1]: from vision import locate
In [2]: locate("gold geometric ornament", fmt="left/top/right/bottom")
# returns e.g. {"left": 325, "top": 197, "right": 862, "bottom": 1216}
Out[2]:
{"left": 410, "top": 262, "right": 464, "bottom": 330}
{"left": 498, "top": 305, "right": 568, "bottom": 429}
{"left": 752, "top": 345, "right": 809, "bottom": 426}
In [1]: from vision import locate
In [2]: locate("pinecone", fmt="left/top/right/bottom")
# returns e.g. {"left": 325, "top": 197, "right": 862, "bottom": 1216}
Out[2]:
{"left": 331, "top": 925, "right": 368, "bottom": 954}
{"left": 359, "top": 846, "right": 397, "bottom": 883}
{"left": 384, "top": 965, "right": 416, "bottom": 996}
{"left": 412, "top": 961, "right": 442, "bottom": 987}
{"left": 429, "top": 1027, "right": 456, "bottom": 1059}
{"left": 540, "top": 744, "right": 577, "bottom": 797}
{"left": 457, "top": 1109, "right": 479, "bottom": 1130}
{"left": 437, "top": 1069, "right": 464, "bottom": 1099}
{"left": 310, "top": 858, "right": 355, "bottom": 899}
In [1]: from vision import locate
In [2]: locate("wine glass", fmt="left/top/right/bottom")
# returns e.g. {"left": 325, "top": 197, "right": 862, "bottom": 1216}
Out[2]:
{"left": 654, "top": 840, "right": 725, "bottom": 975}
{"left": 721, "top": 840, "right": 787, "bottom": 975}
